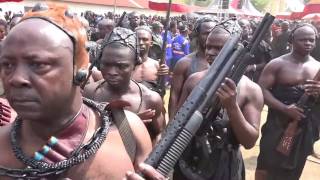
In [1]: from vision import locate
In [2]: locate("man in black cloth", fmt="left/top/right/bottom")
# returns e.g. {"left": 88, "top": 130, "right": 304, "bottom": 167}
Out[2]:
{"left": 256, "top": 23, "right": 320, "bottom": 180}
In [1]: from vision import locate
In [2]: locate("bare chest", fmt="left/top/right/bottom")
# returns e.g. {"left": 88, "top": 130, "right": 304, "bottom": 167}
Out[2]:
{"left": 0, "top": 127, "right": 134, "bottom": 180}
{"left": 132, "top": 63, "right": 158, "bottom": 82}
{"left": 65, "top": 127, "right": 134, "bottom": 179}
{"left": 277, "top": 63, "right": 319, "bottom": 85}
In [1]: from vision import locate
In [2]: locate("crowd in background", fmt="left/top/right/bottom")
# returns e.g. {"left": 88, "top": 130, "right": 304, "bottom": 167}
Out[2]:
{"left": 0, "top": 4, "right": 320, "bottom": 179}
{"left": 1, "top": 8, "right": 319, "bottom": 75}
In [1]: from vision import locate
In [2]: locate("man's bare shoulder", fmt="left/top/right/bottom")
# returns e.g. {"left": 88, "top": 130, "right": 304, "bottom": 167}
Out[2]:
{"left": 123, "top": 110, "right": 152, "bottom": 149}
{"left": 263, "top": 55, "right": 289, "bottom": 71}
{"left": 174, "top": 52, "right": 196, "bottom": 71}
{"left": 178, "top": 70, "right": 207, "bottom": 95}
{"left": 0, "top": 124, "right": 11, "bottom": 146}
{"left": 0, "top": 124, "right": 16, "bottom": 165}
{"left": 83, "top": 80, "right": 104, "bottom": 99}
{"left": 140, "top": 85, "right": 163, "bottom": 107}
{"left": 239, "top": 76, "right": 263, "bottom": 103}
{"left": 187, "top": 70, "right": 207, "bottom": 86}
{"left": 240, "top": 76, "right": 262, "bottom": 93}
{"left": 146, "top": 57, "right": 160, "bottom": 64}
{"left": 124, "top": 110, "right": 148, "bottom": 132}
{"left": 307, "top": 56, "right": 320, "bottom": 67}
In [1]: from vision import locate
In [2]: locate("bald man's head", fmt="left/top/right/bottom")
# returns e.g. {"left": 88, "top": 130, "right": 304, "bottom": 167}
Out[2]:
{"left": 205, "top": 27, "right": 231, "bottom": 64}
{"left": 291, "top": 24, "right": 317, "bottom": 56}
{"left": 97, "top": 19, "right": 115, "bottom": 39}
{"left": 7, "top": 18, "right": 73, "bottom": 54}
{"left": 0, "top": 18, "right": 81, "bottom": 121}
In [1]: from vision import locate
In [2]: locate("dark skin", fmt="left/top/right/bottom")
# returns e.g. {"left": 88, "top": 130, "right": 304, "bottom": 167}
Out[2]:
{"left": 255, "top": 26, "right": 320, "bottom": 180}
{"left": 132, "top": 29, "right": 169, "bottom": 83}
{"left": 84, "top": 45, "right": 165, "bottom": 145}
{"left": 97, "top": 19, "right": 114, "bottom": 40}
{"left": 238, "top": 19, "right": 251, "bottom": 42}
{"left": 238, "top": 19, "right": 267, "bottom": 75}
{"left": 178, "top": 29, "right": 263, "bottom": 149}
{"left": 0, "top": 19, "right": 151, "bottom": 179}
{"left": 129, "top": 12, "right": 140, "bottom": 31}
{"left": 168, "top": 21, "right": 215, "bottom": 120}
{"left": 127, "top": 27, "right": 264, "bottom": 180}
{"left": 0, "top": 25, "right": 6, "bottom": 41}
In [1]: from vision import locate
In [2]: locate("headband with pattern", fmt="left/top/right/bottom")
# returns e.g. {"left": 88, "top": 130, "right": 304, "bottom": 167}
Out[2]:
{"left": 213, "top": 17, "right": 242, "bottom": 35}
{"left": 99, "top": 27, "right": 141, "bottom": 65}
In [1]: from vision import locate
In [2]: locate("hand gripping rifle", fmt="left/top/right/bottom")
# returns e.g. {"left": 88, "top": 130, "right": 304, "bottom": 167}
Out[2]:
{"left": 156, "top": 0, "right": 173, "bottom": 97}
{"left": 80, "top": 12, "right": 127, "bottom": 89}
{"left": 143, "top": 13, "right": 274, "bottom": 177}
{"left": 276, "top": 70, "right": 320, "bottom": 156}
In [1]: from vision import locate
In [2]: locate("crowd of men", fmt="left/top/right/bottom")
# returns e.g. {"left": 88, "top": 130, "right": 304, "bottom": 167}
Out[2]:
{"left": 0, "top": 2, "right": 319, "bottom": 180}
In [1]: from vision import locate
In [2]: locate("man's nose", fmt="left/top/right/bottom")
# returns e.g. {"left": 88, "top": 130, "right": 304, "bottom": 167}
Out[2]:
{"left": 139, "top": 39, "right": 144, "bottom": 45}
{"left": 7, "top": 65, "right": 31, "bottom": 88}
{"left": 107, "top": 66, "right": 118, "bottom": 75}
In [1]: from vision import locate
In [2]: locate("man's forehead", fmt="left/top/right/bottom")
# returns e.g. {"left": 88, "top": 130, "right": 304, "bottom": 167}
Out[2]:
{"left": 99, "top": 19, "right": 114, "bottom": 26}
{"left": 137, "top": 29, "right": 152, "bottom": 38}
{"left": 5, "top": 18, "right": 73, "bottom": 49}
{"left": 207, "top": 32, "right": 230, "bottom": 44}
{"left": 294, "top": 26, "right": 316, "bottom": 37}
{"left": 102, "top": 46, "right": 135, "bottom": 63}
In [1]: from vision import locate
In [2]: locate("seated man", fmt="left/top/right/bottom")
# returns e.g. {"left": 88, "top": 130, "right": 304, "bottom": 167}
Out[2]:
{"left": 84, "top": 27, "right": 165, "bottom": 145}
{"left": 0, "top": 4, "right": 151, "bottom": 179}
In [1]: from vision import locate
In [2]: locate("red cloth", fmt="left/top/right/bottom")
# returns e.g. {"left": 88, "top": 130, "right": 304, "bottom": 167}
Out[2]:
{"left": 0, "top": 0, "right": 23, "bottom": 2}
{"left": 148, "top": 0, "right": 201, "bottom": 12}
{"left": 0, "top": 98, "right": 11, "bottom": 126}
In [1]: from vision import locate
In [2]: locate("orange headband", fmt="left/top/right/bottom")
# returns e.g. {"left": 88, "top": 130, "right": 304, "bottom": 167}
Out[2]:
{"left": 21, "top": 3, "right": 88, "bottom": 71}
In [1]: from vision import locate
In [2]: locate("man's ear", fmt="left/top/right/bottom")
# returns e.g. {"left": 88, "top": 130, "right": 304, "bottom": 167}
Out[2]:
{"left": 150, "top": 40, "right": 153, "bottom": 47}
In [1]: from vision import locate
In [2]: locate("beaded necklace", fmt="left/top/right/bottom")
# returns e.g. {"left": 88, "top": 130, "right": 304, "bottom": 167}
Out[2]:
{"left": 0, "top": 98, "right": 111, "bottom": 179}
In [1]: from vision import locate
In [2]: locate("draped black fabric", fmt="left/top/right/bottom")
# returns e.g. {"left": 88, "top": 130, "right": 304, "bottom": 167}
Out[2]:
{"left": 257, "top": 85, "right": 320, "bottom": 180}
{"left": 174, "top": 111, "right": 245, "bottom": 180}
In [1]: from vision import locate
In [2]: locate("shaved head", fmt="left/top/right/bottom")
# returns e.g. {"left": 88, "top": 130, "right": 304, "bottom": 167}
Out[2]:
{"left": 7, "top": 18, "right": 73, "bottom": 53}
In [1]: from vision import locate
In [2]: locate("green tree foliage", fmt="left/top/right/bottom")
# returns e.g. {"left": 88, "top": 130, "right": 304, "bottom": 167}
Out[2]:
{"left": 251, "top": 0, "right": 269, "bottom": 12}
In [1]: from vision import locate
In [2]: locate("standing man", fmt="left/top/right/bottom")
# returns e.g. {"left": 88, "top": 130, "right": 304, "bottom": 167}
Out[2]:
{"left": 173, "top": 25, "right": 263, "bottom": 180}
{"left": 127, "top": 11, "right": 140, "bottom": 31}
{"left": 149, "top": 21, "right": 164, "bottom": 61}
{"left": 272, "top": 21, "right": 291, "bottom": 58}
{"left": 125, "top": 21, "right": 264, "bottom": 180}
{"left": 238, "top": 19, "right": 252, "bottom": 41}
{"left": 90, "top": 18, "right": 115, "bottom": 42}
{"left": 133, "top": 26, "right": 169, "bottom": 93}
{"left": 95, "top": 18, "right": 115, "bottom": 41}
{"left": 168, "top": 17, "right": 216, "bottom": 120}
{"left": 256, "top": 24, "right": 320, "bottom": 180}
{"left": 171, "top": 23, "right": 190, "bottom": 70}
{"left": 84, "top": 27, "right": 165, "bottom": 145}
{"left": 0, "top": 4, "right": 151, "bottom": 179}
